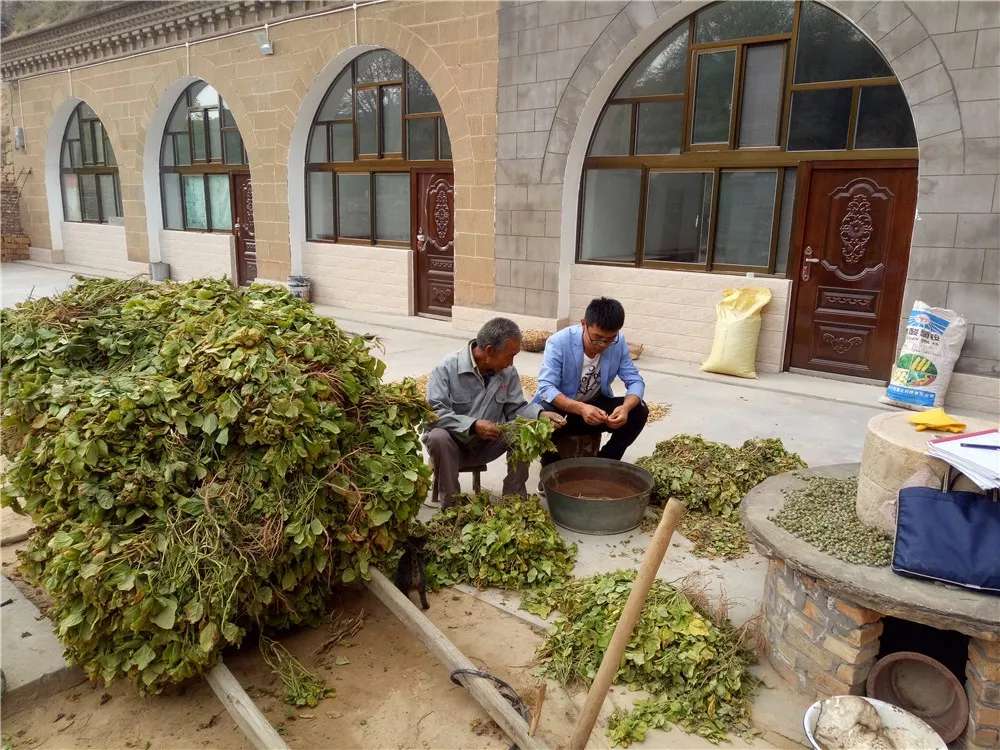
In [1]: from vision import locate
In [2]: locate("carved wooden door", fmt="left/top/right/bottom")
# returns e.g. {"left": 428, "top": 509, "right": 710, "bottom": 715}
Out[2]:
{"left": 232, "top": 173, "right": 257, "bottom": 286}
{"left": 414, "top": 171, "right": 454, "bottom": 317}
{"left": 788, "top": 162, "right": 917, "bottom": 381}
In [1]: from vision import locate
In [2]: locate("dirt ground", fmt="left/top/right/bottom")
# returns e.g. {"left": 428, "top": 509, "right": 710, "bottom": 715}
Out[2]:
{"left": 2, "top": 586, "right": 592, "bottom": 750}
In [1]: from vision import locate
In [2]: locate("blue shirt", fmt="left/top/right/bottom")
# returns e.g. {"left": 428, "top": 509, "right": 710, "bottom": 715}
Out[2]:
{"left": 534, "top": 324, "right": 645, "bottom": 405}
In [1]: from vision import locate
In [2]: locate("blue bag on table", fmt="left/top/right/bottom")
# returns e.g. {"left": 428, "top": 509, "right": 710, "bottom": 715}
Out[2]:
{"left": 892, "top": 478, "right": 1000, "bottom": 595}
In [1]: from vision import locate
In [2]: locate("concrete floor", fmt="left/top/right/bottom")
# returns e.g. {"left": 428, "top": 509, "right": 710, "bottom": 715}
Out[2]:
{"left": 1, "top": 262, "right": 79, "bottom": 308}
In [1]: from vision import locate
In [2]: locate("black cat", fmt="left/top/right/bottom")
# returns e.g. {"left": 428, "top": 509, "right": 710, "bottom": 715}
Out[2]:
{"left": 394, "top": 536, "right": 430, "bottom": 610}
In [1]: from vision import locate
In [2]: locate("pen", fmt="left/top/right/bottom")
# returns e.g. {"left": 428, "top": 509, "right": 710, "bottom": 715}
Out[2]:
{"left": 960, "top": 443, "right": 1000, "bottom": 450}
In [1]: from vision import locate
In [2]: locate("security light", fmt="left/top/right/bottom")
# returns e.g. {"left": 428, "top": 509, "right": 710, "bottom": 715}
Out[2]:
{"left": 257, "top": 28, "right": 273, "bottom": 56}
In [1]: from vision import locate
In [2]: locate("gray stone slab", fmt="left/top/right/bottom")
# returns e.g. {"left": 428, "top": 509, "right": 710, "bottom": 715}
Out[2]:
{"left": 910, "top": 0, "right": 959, "bottom": 34}
{"left": 1, "top": 575, "right": 86, "bottom": 715}
{"left": 952, "top": 66, "right": 1000, "bottom": 102}
{"left": 946, "top": 281, "right": 1000, "bottom": 324}
{"left": 741, "top": 465, "right": 1000, "bottom": 640}
{"left": 964, "top": 137, "right": 1000, "bottom": 176}
{"left": 907, "top": 245, "right": 985, "bottom": 281}
{"left": 975, "top": 27, "right": 1000, "bottom": 68}
{"left": 891, "top": 38, "right": 940, "bottom": 80}
{"left": 932, "top": 30, "right": 976, "bottom": 70}
{"left": 959, "top": 99, "right": 1000, "bottom": 139}
{"left": 956, "top": 0, "right": 1000, "bottom": 32}
{"left": 955, "top": 212, "right": 1000, "bottom": 249}
{"left": 499, "top": 2, "right": 539, "bottom": 33}
{"left": 911, "top": 211, "right": 958, "bottom": 246}
{"left": 557, "top": 15, "right": 611, "bottom": 49}
{"left": 915, "top": 129, "right": 964, "bottom": 176}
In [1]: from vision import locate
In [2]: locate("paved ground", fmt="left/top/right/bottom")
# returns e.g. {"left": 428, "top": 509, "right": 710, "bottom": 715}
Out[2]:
{"left": 1, "top": 263, "right": 79, "bottom": 308}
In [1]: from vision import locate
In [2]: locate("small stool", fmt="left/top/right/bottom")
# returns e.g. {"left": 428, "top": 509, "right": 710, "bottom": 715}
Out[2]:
{"left": 554, "top": 434, "right": 601, "bottom": 460}
{"left": 431, "top": 463, "right": 487, "bottom": 504}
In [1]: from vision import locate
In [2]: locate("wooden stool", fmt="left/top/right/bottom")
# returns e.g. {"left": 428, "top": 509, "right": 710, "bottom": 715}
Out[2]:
{"left": 554, "top": 434, "right": 601, "bottom": 460}
{"left": 431, "top": 463, "right": 487, "bottom": 503}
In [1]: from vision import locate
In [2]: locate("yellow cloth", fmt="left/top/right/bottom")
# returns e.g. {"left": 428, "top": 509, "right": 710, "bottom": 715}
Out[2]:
{"left": 907, "top": 407, "right": 967, "bottom": 433}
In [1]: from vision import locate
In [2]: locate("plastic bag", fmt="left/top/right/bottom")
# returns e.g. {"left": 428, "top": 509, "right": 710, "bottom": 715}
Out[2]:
{"left": 882, "top": 301, "right": 967, "bottom": 410}
{"left": 701, "top": 287, "right": 773, "bottom": 379}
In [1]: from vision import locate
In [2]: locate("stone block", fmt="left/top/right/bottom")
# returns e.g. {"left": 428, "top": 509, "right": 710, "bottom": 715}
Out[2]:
{"left": 966, "top": 138, "right": 1000, "bottom": 175}
{"left": 499, "top": 109, "right": 535, "bottom": 133}
{"left": 499, "top": 55, "right": 537, "bottom": 85}
{"left": 557, "top": 16, "right": 610, "bottom": 49}
{"left": 857, "top": 2, "right": 911, "bottom": 41}
{"left": 912, "top": 212, "right": 958, "bottom": 246}
{"left": 768, "top": 651, "right": 804, "bottom": 690}
{"left": 497, "top": 158, "right": 542, "bottom": 184}
{"left": 822, "top": 633, "right": 879, "bottom": 664}
{"left": 968, "top": 660, "right": 1000, "bottom": 706}
{"left": 534, "top": 107, "right": 556, "bottom": 131}
{"left": 498, "top": 132, "right": 518, "bottom": 160}
{"left": 933, "top": 30, "right": 976, "bottom": 69}
{"left": 832, "top": 599, "right": 882, "bottom": 626}
{"left": 956, "top": 213, "right": 1000, "bottom": 249}
{"left": 535, "top": 46, "right": 589, "bottom": 81}
{"left": 957, "top": 1, "right": 1000, "bottom": 33}
{"left": 802, "top": 598, "right": 828, "bottom": 626}
{"left": 543, "top": 261, "right": 559, "bottom": 291}
{"left": 496, "top": 210, "right": 512, "bottom": 236}
{"left": 541, "top": 151, "right": 568, "bottom": 184}
{"left": 947, "top": 282, "right": 1000, "bottom": 325}
{"left": 527, "top": 236, "right": 561, "bottom": 262}
{"left": 510, "top": 259, "right": 545, "bottom": 289}
{"left": 910, "top": 1, "right": 959, "bottom": 34}
{"left": 814, "top": 671, "right": 864, "bottom": 698}
{"left": 976, "top": 28, "right": 1000, "bottom": 68}
{"left": 545, "top": 210, "right": 562, "bottom": 237}
{"left": 882, "top": 16, "right": 930, "bottom": 61}
{"left": 494, "top": 283, "right": 526, "bottom": 313}
{"left": 908, "top": 246, "right": 986, "bottom": 281}
{"left": 538, "top": 0, "right": 587, "bottom": 27}
{"left": 840, "top": 620, "right": 884, "bottom": 648}
{"left": 891, "top": 38, "right": 941, "bottom": 80}
{"left": 966, "top": 719, "right": 1000, "bottom": 750}
{"left": 903, "top": 64, "right": 953, "bottom": 105}
{"left": 912, "top": 91, "right": 963, "bottom": 140}
{"left": 953, "top": 67, "right": 1000, "bottom": 102}
{"left": 516, "top": 79, "right": 557, "bottom": 109}
{"left": 960, "top": 100, "right": 1000, "bottom": 139}
{"left": 499, "top": 2, "right": 539, "bottom": 33}
{"left": 496, "top": 184, "right": 529, "bottom": 210}
{"left": 783, "top": 628, "right": 839, "bottom": 671}
{"left": 919, "top": 175, "right": 998, "bottom": 213}
{"left": 495, "top": 258, "right": 511, "bottom": 286}
{"left": 496, "top": 234, "right": 527, "bottom": 260}
{"left": 500, "top": 32, "right": 518, "bottom": 59}
{"left": 518, "top": 25, "right": 559, "bottom": 55}
{"left": 972, "top": 703, "right": 1000, "bottom": 732}
{"left": 527, "top": 184, "right": 562, "bottom": 211}
{"left": 499, "top": 85, "right": 518, "bottom": 112}
{"left": 511, "top": 209, "right": 547, "bottom": 236}
{"left": 786, "top": 609, "right": 819, "bottom": 639}
{"left": 516, "top": 131, "right": 548, "bottom": 158}
{"left": 983, "top": 249, "right": 1000, "bottom": 283}
{"left": 836, "top": 660, "right": 875, "bottom": 687}
{"left": 524, "top": 288, "right": 557, "bottom": 316}
{"left": 917, "top": 130, "right": 964, "bottom": 175}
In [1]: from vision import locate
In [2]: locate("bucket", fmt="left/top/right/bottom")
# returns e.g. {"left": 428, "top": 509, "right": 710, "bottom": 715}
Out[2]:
{"left": 540, "top": 457, "right": 652, "bottom": 534}
{"left": 287, "top": 275, "right": 311, "bottom": 301}
{"left": 803, "top": 697, "right": 946, "bottom": 750}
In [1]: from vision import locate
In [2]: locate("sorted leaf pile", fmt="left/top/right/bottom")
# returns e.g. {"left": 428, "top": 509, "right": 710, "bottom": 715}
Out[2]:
{"left": 637, "top": 435, "right": 805, "bottom": 560}
{"left": 0, "top": 277, "right": 430, "bottom": 693}
{"left": 501, "top": 416, "right": 557, "bottom": 465}
{"left": 772, "top": 475, "right": 892, "bottom": 567}
{"left": 528, "top": 571, "right": 757, "bottom": 745}
{"left": 423, "top": 493, "right": 576, "bottom": 591}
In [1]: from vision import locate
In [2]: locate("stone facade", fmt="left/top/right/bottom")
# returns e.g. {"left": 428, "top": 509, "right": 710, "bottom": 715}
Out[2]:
{"left": 969, "top": 638, "right": 1000, "bottom": 748}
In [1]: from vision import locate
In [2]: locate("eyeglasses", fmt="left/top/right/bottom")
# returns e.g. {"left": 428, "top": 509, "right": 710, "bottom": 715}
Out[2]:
{"left": 586, "top": 328, "right": 619, "bottom": 346}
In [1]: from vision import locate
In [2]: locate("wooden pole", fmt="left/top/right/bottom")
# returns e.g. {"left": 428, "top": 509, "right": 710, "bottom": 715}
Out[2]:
{"left": 568, "top": 499, "right": 685, "bottom": 750}
{"left": 365, "top": 568, "right": 550, "bottom": 750}
{"left": 529, "top": 683, "right": 546, "bottom": 736}
{"left": 206, "top": 662, "right": 289, "bottom": 750}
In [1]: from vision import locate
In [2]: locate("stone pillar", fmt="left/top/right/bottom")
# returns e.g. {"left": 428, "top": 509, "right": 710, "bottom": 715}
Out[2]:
{"left": 967, "top": 638, "right": 1000, "bottom": 749}
{"left": 763, "top": 558, "right": 884, "bottom": 698}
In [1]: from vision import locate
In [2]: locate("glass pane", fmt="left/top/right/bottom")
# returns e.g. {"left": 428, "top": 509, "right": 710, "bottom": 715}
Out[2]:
{"left": 98, "top": 174, "right": 119, "bottom": 220}
{"left": 580, "top": 169, "right": 641, "bottom": 263}
{"left": 221, "top": 104, "right": 236, "bottom": 128}
{"left": 308, "top": 172, "right": 335, "bottom": 240}
{"left": 61, "top": 142, "right": 71, "bottom": 168}
{"left": 105, "top": 139, "right": 116, "bottom": 166}
{"left": 357, "top": 88, "right": 378, "bottom": 154}
{"left": 375, "top": 173, "right": 410, "bottom": 242}
{"left": 308, "top": 124, "right": 328, "bottom": 163}
{"left": 714, "top": 171, "right": 778, "bottom": 267}
{"left": 174, "top": 133, "right": 191, "bottom": 165}
{"left": 695, "top": 0, "right": 794, "bottom": 42}
{"left": 333, "top": 123, "right": 354, "bottom": 162}
{"left": 355, "top": 50, "right": 402, "bottom": 84}
{"left": 163, "top": 173, "right": 183, "bottom": 229}
{"left": 82, "top": 125, "right": 94, "bottom": 164}
{"left": 774, "top": 168, "right": 797, "bottom": 275}
{"left": 590, "top": 103, "right": 631, "bottom": 156}
{"left": 408, "top": 118, "right": 436, "bottom": 160}
{"left": 795, "top": 1, "right": 892, "bottom": 83}
{"left": 224, "top": 131, "right": 245, "bottom": 165}
{"left": 382, "top": 86, "right": 402, "bottom": 153}
{"left": 168, "top": 101, "right": 188, "bottom": 133}
{"left": 788, "top": 88, "right": 852, "bottom": 150}
{"left": 193, "top": 84, "right": 219, "bottom": 108}
{"left": 616, "top": 25, "right": 688, "bottom": 97}
{"left": 337, "top": 173, "right": 371, "bottom": 238}
{"left": 406, "top": 66, "right": 440, "bottom": 113}
{"left": 636, "top": 101, "right": 683, "bottom": 155}
{"left": 80, "top": 173, "right": 100, "bottom": 222}
{"left": 94, "top": 122, "right": 105, "bottom": 163}
{"left": 207, "top": 110, "right": 222, "bottom": 161}
{"left": 183, "top": 175, "right": 207, "bottom": 230}
{"left": 190, "top": 111, "right": 207, "bottom": 160}
{"left": 67, "top": 112, "right": 79, "bottom": 139}
{"left": 187, "top": 82, "right": 206, "bottom": 105}
{"left": 644, "top": 172, "right": 713, "bottom": 264}
{"left": 439, "top": 119, "right": 451, "bottom": 160}
{"left": 855, "top": 85, "right": 917, "bottom": 149}
{"left": 78, "top": 102, "right": 96, "bottom": 118}
{"left": 739, "top": 43, "right": 785, "bottom": 147}
{"left": 319, "top": 72, "right": 353, "bottom": 120}
{"left": 692, "top": 50, "right": 736, "bottom": 144}
{"left": 62, "top": 174, "right": 82, "bottom": 222}
{"left": 70, "top": 141, "right": 82, "bottom": 168}
{"left": 207, "top": 174, "right": 231, "bottom": 230}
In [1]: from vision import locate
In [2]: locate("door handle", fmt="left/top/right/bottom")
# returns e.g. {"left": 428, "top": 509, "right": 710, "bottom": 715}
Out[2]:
{"left": 417, "top": 229, "right": 426, "bottom": 251}
{"left": 801, "top": 245, "right": 820, "bottom": 281}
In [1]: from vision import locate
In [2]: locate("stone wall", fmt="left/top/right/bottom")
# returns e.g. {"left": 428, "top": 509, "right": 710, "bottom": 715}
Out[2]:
{"left": 968, "top": 638, "right": 1000, "bottom": 748}
{"left": 160, "top": 230, "right": 233, "bottom": 282}
{"left": 60, "top": 222, "right": 147, "bottom": 275}
{"left": 302, "top": 242, "right": 412, "bottom": 314}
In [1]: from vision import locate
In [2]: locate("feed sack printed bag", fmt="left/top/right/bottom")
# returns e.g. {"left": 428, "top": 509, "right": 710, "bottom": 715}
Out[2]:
{"left": 701, "top": 287, "right": 772, "bottom": 379}
{"left": 882, "top": 301, "right": 967, "bottom": 410}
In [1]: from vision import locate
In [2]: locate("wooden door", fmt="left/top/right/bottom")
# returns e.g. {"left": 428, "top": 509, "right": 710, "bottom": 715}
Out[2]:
{"left": 414, "top": 171, "right": 455, "bottom": 317}
{"left": 787, "top": 162, "right": 917, "bottom": 381}
{"left": 232, "top": 173, "right": 257, "bottom": 286}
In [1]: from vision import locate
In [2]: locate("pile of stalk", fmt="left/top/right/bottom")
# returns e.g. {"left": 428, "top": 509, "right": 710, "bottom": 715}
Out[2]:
{"left": 0, "top": 277, "right": 430, "bottom": 692}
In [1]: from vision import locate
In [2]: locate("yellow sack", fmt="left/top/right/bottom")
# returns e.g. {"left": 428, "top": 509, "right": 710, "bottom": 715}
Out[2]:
{"left": 701, "top": 287, "right": 773, "bottom": 379}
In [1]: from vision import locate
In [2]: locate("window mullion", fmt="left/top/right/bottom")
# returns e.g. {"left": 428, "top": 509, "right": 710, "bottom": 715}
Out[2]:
{"left": 767, "top": 169, "right": 783, "bottom": 274}
{"left": 706, "top": 167, "right": 721, "bottom": 271}
{"left": 636, "top": 167, "right": 649, "bottom": 267}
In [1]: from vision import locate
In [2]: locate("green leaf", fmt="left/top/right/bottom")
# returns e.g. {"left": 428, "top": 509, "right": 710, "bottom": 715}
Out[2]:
{"left": 369, "top": 509, "right": 392, "bottom": 526}
{"left": 132, "top": 644, "right": 156, "bottom": 671}
{"left": 199, "top": 622, "right": 219, "bottom": 653}
{"left": 151, "top": 598, "right": 178, "bottom": 630}
{"left": 215, "top": 426, "right": 229, "bottom": 446}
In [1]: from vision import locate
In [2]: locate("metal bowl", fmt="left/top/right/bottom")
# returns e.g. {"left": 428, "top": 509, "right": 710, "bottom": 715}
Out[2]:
{"left": 540, "top": 457, "right": 653, "bottom": 535}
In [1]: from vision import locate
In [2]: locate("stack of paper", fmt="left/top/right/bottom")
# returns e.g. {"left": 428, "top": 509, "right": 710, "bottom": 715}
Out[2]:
{"left": 927, "top": 429, "right": 1000, "bottom": 491}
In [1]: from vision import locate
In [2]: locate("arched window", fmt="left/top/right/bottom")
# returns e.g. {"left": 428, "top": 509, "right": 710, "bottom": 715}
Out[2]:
{"left": 159, "top": 81, "right": 248, "bottom": 232}
{"left": 306, "top": 49, "right": 452, "bottom": 245}
{"left": 579, "top": 0, "right": 916, "bottom": 276}
{"left": 60, "top": 102, "right": 122, "bottom": 224}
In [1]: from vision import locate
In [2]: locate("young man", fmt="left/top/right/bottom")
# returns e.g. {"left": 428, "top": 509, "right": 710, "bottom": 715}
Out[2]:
{"left": 425, "top": 317, "right": 564, "bottom": 507}
{"left": 535, "top": 297, "right": 648, "bottom": 463}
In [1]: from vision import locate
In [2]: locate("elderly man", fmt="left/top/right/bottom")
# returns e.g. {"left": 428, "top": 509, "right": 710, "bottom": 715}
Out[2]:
{"left": 425, "top": 317, "right": 562, "bottom": 507}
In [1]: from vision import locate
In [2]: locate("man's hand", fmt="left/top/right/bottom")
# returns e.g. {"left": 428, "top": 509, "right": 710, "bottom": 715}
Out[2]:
{"left": 474, "top": 419, "right": 502, "bottom": 440}
{"left": 606, "top": 404, "right": 630, "bottom": 429}
{"left": 578, "top": 403, "right": 608, "bottom": 426}
{"left": 540, "top": 410, "right": 567, "bottom": 428}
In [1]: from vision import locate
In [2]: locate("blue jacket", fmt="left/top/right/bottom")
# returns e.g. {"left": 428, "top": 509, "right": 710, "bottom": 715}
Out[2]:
{"left": 534, "top": 324, "right": 645, "bottom": 405}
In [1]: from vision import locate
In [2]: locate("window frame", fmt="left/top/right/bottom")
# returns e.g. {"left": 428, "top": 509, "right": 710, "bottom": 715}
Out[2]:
{"left": 578, "top": 1, "right": 918, "bottom": 278}
{"left": 60, "top": 103, "right": 123, "bottom": 225}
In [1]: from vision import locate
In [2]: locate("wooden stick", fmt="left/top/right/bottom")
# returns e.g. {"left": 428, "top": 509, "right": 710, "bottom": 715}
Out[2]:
{"left": 568, "top": 499, "right": 685, "bottom": 750}
{"left": 365, "top": 568, "right": 550, "bottom": 750}
{"left": 205, "top": 662, "right": 289, "bottom": 750}
{"left": 529, "top": 682, "right": 547, "bottom": 736}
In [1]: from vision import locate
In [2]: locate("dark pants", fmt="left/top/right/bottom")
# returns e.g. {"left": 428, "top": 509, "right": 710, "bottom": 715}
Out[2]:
{"left": 539, "top": 394, "right": 649, "bottom": 465}
{"left": 424, "top": 427, "right": 529, "bottom": 507}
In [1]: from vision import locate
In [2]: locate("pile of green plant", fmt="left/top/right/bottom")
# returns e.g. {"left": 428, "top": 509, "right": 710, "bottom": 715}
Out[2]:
{"left": 500, "top": 416, "right": 556, "bottom": 465}
{"left": 527, "top": 571, "right": 757, "bottom": 745}
{"left": 637, "top": 435, "right": 805, "bottom": 559}
{"left": 771, "top": 475, "right": 892, "bottom": 566}
{"left": 423, "top": 493, "right": 576, "bottom": 591}
{"left": 0, "top": 277, "right": 430, "bottom": 693}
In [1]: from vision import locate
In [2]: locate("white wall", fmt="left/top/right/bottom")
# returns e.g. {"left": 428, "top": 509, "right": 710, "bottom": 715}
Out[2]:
{"left": 570, "top": 265, "right": 792, "bottom": 374}
{"left": 302, "top": 242, "right": 412, "bottom": 314}
{"left": 160, "top": 230, "right": 234, "bottom": 282}
{"left": 60, "top": 222, "right": 147, "bottom": 275}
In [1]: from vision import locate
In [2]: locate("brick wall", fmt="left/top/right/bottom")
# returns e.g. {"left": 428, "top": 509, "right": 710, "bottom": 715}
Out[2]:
{"left": 160, "top": 230, "right": 232, "bottom": 282}
{"left": 302, "top": 242, "right": 412, "bottom": 314}
{"left": 969, "top": 638, "right": 1000, "bottom": 748}
{"left": 60, "top": 222, "right": 147, "bottom": 275}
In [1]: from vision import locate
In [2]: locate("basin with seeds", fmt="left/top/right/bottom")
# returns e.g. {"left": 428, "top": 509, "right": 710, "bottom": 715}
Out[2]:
{"left": 540, "top": 457, "right": 653, "bottom": 535}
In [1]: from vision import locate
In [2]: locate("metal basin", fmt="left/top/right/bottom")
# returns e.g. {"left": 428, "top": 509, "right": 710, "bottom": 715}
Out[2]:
{"left": 541, "top": 457, "right": 653, "bottom": 535}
